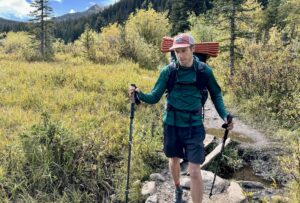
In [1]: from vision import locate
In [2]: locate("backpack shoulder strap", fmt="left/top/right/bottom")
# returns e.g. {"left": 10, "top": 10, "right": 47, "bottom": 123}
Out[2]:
{"left": 166, "top": 61, "right": 178, "bottom": 94}
{"left": 195, "top": 61, "right": 208, "bottom": 90}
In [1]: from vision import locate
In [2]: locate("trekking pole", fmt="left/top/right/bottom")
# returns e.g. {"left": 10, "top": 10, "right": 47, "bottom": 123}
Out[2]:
{"left": 209, "top": 114, "right": 233, "bottom": 198}
{"left": 125, "top": 84, "right": 140, "bottom": 203}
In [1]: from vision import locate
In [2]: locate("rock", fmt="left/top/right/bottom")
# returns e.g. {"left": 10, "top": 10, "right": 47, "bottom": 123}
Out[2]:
{"left": 251, "top": 188, "right": 278, "bottom": 201}
{"left": 271, "top": 195, "right": 290, "bottom": 202}
{"left": 201, "top": 170, "right": 229, "bottom": 194}
{"left": 146, "top": 194, "right": 158, "bottom": 203}
{"left": 237, "top": 181, "right": 265, "bottom": 190}
{"left": 150, "top": 173, "right": 166, "bottom": 182}
{"left": 227, "top": 181, "right": 247, "bottom": 203}
{"left": 142, "top": 181, "right": 156, "bottom": 196}
{"left": 180, "top": 176, "right": 191, "bottom": 189}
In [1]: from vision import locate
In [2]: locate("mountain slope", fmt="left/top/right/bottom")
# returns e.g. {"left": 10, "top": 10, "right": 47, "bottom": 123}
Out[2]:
{"left": 53, "top": 4, "right": 104, "bottom": 22}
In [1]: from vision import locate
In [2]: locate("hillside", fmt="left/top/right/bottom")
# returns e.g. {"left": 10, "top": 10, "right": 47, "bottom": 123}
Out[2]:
{"left": 53, "top": 4, "right": 104, "bottom": 22}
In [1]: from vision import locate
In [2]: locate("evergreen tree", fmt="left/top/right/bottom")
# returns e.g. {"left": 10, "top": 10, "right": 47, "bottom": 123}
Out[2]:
{"left": 210, "top": 0, "right": 262, "bottom": 76}
{"left": 168, "top": 0, "right": 190, "bottom": 35}
{"left": 259, "top": 0, "right": 282, "bottom": 41}
{"left": 79, "top": 24, "right": 97, "bottom": 61}
{"left": 168, "top": 0, "right": 212, "bottom": 36}
{"left": 29, "top": 0, "right": 54, "bottom": 60}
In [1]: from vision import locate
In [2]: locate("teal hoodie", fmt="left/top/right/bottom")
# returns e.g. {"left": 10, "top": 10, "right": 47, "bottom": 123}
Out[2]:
{"left": 138, "top": 57, "right": 228, "bottom": 127}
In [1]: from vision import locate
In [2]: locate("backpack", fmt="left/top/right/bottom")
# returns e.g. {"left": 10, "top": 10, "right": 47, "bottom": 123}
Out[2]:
{"left": 165, "top": 55, "right": 209, "bottom": 118}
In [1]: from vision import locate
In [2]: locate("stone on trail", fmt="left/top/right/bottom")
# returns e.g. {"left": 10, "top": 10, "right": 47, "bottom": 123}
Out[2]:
{"left": 142, "top": 181, "right": 156, "bottom": 196}
{"left": 150, "top": 173, "right": 166, "bottom": 182}
{"left": 202, "top": 170, "right": 229, "bottom": 194}
{"left": 227, "top": 181, "right": 247, "bottom": 203}
{"left": 146, "top": 194, "right": 158, "bottom": 203}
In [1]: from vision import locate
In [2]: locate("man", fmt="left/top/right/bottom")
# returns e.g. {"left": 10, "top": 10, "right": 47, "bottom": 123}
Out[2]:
{"left": 129, "top": 33, "right": 233, "bottom": 203}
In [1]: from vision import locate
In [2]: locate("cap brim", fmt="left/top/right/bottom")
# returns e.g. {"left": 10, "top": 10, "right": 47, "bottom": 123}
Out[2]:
{"left": 169, "top": 44, "right": 191, "bottom": 51}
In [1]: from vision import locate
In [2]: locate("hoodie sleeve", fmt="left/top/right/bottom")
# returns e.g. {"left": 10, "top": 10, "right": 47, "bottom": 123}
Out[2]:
{"left": 137, "top": 66, "right": 169, "bottom": 104}
{"left": 205, "top": 66, "right": 228, "bottom": 120}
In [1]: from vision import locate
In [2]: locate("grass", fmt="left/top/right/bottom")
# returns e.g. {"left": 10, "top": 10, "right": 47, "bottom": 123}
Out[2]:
{"left": 0, "top": 55, "right": 166, "bottom": 202}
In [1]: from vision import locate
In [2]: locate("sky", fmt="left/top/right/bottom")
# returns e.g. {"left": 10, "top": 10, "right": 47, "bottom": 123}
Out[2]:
{"left": 0, "top": 0, "right": 118, "bottom": 22}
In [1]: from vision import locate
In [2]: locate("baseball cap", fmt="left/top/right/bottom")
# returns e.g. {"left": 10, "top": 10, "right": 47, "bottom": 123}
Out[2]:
{"left": 169, "top": 33, "right": 195, "bottom": 50}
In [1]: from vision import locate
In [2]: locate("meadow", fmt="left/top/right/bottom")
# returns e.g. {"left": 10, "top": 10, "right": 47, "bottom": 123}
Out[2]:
{"left": 0, "top": 56, "right": 166, "bottom": 202}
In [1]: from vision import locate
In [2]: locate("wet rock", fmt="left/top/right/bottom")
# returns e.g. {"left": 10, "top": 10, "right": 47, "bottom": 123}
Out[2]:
{"left": 271, "top": 195, "right": 290, "bottom": 202}
{"left": 227, "top": 181, "right": 247, "bottom": 203}
{"left": 251, "top": 188, "right": 279, "bottom": 202}
{"left": 142, "top": 181, "right": 156, "bottom": 196}
{"left": 237, "top": 180, "right": 265, "bottom": 190}
{"left": 150, "top": 173, "right": 165, "bottom": 182}
{"left": 241, "top": 146, "right": 290, "bottom": 185}
{"left": 201, "top": 170, "right": 229, "bottom": 194}
{"left": 146, "top": 194, "right": 158, "bottom": 203}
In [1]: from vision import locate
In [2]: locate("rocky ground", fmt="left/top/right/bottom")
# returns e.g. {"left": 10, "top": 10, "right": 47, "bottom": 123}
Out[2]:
{"left": 140, "top": 99, "right": 289, "bottom": 203}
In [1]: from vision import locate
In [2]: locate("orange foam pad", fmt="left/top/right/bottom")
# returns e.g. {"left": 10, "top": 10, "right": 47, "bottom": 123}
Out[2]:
{"left": 160, "top": 36, "right": 219, "bottom": 57}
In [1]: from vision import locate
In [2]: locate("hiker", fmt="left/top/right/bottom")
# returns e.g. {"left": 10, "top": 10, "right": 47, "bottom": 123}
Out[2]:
{"left": 128, "top": 33, "right": 233, "bottom": 203}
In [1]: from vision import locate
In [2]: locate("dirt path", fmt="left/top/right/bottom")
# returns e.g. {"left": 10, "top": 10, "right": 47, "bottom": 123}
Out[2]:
{"left": 204, "top": 98, "right": 269, "bottom": 148}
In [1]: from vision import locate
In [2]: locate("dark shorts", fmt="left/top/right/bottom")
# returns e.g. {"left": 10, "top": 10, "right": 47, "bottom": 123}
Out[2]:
{"left": 163, "top": 124, "right": 206, "bottom": 164}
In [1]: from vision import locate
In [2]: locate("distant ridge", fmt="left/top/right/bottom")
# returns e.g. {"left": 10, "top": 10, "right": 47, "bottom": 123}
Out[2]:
{"left": 53, "top": 4, "right": 104, "bottom": 22}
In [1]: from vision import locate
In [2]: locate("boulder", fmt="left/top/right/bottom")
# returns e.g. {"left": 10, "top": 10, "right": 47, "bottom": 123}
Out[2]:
{"left": 150, "top": 173, "right": 166, "bottom": 182}
{"left": 146, "top": 194, "right": 158, "bottom": 203}
{"left": 237, "top": 180, "right": 265, "bottom": 190}
{"left": 142, "top": 181, "right": 156, "bottom": 196}
{"left": 201, "top": 170, "right": 229, "bottom": 194}
{"left": 227, "top": 181, "right": 247, "bottom": 203}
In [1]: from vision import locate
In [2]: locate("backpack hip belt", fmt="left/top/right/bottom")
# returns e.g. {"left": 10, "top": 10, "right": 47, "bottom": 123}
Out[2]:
{"left": 166, "top": 103, "right": 202, "bottom": 138}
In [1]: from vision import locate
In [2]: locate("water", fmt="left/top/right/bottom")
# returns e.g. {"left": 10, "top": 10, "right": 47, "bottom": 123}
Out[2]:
{"left": 206, "top": 128, "right": 254, "bottom": 143}
{"left": 229, "top": 166, "right": 273, "bottom": 187}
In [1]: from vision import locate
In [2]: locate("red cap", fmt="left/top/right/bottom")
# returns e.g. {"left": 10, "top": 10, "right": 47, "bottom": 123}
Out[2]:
{"left": 169, "top": 33, "right": 195, "bottom": 50}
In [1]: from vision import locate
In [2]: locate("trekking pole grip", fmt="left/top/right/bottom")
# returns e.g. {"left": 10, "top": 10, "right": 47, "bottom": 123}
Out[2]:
{"left": 222, "top": 113, "right": 233, "bottom": 129}
{"left": 130, "top": 84, "right": 141, "bottom": 105}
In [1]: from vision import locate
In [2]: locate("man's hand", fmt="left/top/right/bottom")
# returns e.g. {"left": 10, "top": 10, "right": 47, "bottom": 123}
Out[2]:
{"left": 224, "top": 118, "right": 234, "bottom": 130}
{"left": 223, "top": 114, "right": 234, "bottom": 130}
{"left": 128, "top": 84, "right": 141, "bottom": 104}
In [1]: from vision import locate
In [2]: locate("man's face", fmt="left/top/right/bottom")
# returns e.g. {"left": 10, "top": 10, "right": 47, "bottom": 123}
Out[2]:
{"left": 174, "top": 46, "right": 194, "bottom": 67}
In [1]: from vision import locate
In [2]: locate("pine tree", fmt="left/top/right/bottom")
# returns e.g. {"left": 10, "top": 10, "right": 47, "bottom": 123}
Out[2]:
{"left": 210, "top": 0, "right": 262, "bottom": 76}
{"left": 168, "top": 0, "right": 211, "bottom": 36}
{"left": 79, "top": 24, "right": 97, "bottom": 61}
{"left": 29, "top": 0, "right": 54, "bottom": 60}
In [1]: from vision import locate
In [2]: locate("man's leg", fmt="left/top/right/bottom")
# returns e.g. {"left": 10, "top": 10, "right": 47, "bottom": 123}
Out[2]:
{"left": 188, "top": 163, "right": 203, "bottom": 203}
{"left": 169, "top": 157, "right": 183, "bottom": 203}
{"left": 169, "top": 157, "right": 181, "bottom": 186}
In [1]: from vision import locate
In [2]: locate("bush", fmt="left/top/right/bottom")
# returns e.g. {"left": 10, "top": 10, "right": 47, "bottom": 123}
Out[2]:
{"left": 277, "top": 129, "right": 300, "bottom": 202}
{"left": 231, "top": 29, "right": 300, "bottom": 129}
{"left": 1, "top": 32, "right": 40, "bottom": 60}
{"left": 1, "top": 113, "right": 119, "bottom": 202}
{"left": 124, "top": 8, "right": 170, "bottom": 69}
{"left": 95, "top": 23, "right": 122, "bottom": 64}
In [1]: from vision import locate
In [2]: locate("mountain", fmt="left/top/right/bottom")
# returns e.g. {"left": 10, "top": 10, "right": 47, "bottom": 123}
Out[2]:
{"left": 53, "top": 4, "right": 104, "bottom": 22}
{"left": 0, "top": 17, "right": 20, "bottom": 24}
{"left": 0, "top": 17, "right": 29, "bottom": 32}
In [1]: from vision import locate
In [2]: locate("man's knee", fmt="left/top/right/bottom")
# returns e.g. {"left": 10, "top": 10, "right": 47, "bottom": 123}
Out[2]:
{"left": 188, "top": 164, "right": 201, "bottom": 179}
{"left": 169, "top": 157, "right": 181, "bottom": 165}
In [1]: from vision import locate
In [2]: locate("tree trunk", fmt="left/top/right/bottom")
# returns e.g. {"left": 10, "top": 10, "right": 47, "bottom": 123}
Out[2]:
{"left": 41, "top": 0, "right": 45, "bottom": 58}
{"left": 229, "top": 0, "right": 236, "bottom": 76}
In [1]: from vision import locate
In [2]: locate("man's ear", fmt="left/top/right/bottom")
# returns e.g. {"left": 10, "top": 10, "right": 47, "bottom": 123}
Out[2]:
{"left": 191, "top": 45, "right": 195, "bottom": 52}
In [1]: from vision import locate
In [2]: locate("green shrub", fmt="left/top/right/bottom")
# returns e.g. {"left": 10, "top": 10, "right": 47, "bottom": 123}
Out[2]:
{"left": 124, "top": 8, "right": 170, "bottom": 69}
{"left": 231, "top": 29, "right": 300, "bottom": 129}
{"left": 1, "top": 113, "right": 119, "bottom": 202}
{"left": 277, "top": 129, "right": 300, "bottom": 202}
